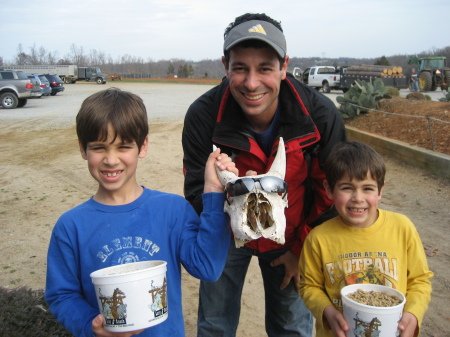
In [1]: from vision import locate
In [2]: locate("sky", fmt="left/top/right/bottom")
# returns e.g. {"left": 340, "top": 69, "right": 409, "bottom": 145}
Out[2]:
{"left": 1, "top": 0, "right": 449, "bottom": 64}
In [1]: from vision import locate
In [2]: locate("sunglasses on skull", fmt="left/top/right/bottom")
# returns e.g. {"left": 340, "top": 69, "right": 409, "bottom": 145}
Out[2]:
{"left": 225, "top": 176, "right": 288, "bottom": 198}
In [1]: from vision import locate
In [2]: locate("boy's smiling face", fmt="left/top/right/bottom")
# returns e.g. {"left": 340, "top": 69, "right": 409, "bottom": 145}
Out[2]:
{"left": 79, "top": 123, "right": 148, "bottom": 204}
{"left": 324, "top": 172, "right": 383, "bottom": 229}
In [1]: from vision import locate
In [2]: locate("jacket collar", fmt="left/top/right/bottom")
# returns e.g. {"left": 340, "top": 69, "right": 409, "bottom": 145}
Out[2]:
{"left": 212, "top": 75, "right": 320, "bottom": 152}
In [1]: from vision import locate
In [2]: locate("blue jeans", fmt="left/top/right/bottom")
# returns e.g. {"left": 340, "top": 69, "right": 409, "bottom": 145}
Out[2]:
{"left": 197, "top": 241, "right": 313, "bottom": 337}
{"left": 411, "top": 80, "right": 419, "bottom": 92}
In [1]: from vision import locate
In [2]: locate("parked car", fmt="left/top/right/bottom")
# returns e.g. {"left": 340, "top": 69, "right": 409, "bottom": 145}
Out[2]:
{"left": 38, "top": 75, "right": 52, "bottom": 96}
{"left": 27, "top": 74, "right": 50, "bottom": 97}
{"left": 0, "top": 70, "right": 39, "bottom": 109}
{"left": 42, "top": 74, "right": 65, "bottom": 96}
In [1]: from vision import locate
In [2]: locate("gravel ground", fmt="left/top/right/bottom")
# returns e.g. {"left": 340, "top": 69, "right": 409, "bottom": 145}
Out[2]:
{"left": 0, "top": 82, "right": 216, "bottom": 129}
{"left": 1, "top": 82, "right": 449, "bottom": 336}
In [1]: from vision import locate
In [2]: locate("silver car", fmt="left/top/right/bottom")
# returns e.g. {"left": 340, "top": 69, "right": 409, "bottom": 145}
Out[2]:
{"left": 27, "top": 74, "right": 50, "bottom": 97}
{"left": 37, "top": 74, "right": 52, "bottom": 96}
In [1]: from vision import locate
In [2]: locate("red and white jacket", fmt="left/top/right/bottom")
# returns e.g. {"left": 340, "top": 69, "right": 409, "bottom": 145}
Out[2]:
{"left": 182, "top": 74, "right": 347, "bottom": 256}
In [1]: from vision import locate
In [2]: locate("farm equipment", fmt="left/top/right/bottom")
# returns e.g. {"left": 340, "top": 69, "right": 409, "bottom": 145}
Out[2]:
{"left": 408, "top": 56, "right": 450, "bottom": 91}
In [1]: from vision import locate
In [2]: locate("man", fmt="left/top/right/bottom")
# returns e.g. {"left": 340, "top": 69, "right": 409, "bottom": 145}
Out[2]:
{"left": 410, "top": 68, "right": 419, "bottom": 92}
{"left": 182, "top": 13, "right": 347, "bottom": 336}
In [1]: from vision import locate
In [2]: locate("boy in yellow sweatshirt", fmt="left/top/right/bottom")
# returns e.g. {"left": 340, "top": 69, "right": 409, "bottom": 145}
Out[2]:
{"left": 298, "top": 141, "right": 433, "bottom": 337}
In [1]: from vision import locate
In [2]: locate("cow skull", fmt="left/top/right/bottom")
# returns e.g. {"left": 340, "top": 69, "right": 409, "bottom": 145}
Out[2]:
{"left": 215, "top": 138, "right": 288, "bottom": 248}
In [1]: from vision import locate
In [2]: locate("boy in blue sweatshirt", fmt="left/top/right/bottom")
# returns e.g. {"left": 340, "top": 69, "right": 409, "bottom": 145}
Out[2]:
{"left": 45, "top": 88, "right": 237, "bottom": 337}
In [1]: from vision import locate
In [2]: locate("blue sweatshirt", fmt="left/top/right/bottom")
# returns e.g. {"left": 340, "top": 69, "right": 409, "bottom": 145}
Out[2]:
{"left": 45, "top": 188, "right": 230, "bottom": 337}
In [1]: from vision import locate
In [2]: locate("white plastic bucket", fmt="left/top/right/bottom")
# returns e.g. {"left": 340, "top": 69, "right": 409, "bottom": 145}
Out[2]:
{"left": 90, "top": 260, "right": 168, "bottom": 332}
{"left": 341, "top": 284, "right": 406, "bottom": 337}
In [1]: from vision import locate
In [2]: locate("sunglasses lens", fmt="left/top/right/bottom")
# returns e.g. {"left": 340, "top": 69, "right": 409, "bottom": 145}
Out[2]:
{"left": 226, "top": 178, "right": 254, "bottom": 196}
{"left": 259, "top": 177, "right": 287, "bottom": 193}
{"left": 226, "top": 177, "right": 287, "bottom": 197}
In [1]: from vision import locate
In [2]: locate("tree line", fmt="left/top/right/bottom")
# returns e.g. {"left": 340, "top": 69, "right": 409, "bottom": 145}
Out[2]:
{"left": 1, "top": 43, "right": 449, "bottom": 79}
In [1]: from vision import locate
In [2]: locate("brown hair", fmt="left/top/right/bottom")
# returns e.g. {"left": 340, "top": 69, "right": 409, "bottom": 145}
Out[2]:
{"left": 324, "top": 141, "right": 386, "bottom": 193}
{"left": 76, "top": 88, "right": 148, "bottom": 151}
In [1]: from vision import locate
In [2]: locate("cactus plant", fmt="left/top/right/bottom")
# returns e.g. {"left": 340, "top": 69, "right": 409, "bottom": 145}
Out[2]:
{"left": 386, "top": 86, "right": 400, "bottom": 97}
{"left": 337, "top": 78, "right": 391, "bottom": 119}
{"left": 439, "top": 90, "right": 450, "bottom": 102}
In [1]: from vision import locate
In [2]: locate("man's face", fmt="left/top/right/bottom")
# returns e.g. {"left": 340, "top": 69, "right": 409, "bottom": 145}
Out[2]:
{"left": 222, "top": 46, "right": 288, "bottom": 126}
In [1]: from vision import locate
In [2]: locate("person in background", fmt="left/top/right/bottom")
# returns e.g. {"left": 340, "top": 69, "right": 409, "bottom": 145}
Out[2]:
{"left": 410, "top": 68, "right": 419, "bottom": 92}
{"left": 182, "top": 12, "right": 347, "bottom": 337}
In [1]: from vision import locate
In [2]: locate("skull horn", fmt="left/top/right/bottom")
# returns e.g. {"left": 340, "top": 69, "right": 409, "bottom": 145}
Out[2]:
{"left": 266, "top": 138, "right": 286, "bottom": 179}
{"left": 213, "top": 145, "right": 239, "bottom": 186}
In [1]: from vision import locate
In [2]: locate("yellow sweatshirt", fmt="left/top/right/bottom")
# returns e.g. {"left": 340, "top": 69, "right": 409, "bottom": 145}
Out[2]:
{"left": 299, "top": 209, "right": 433, "bottom": 337}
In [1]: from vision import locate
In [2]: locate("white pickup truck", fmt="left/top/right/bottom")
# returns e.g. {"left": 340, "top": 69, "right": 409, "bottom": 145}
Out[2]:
{"left": 301, "top": 66, "right": 341, "bottom": 93}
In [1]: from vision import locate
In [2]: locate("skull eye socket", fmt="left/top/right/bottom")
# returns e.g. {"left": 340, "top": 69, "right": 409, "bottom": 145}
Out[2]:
{"left": 225, "top": 176, "right": 288, "bottom": 197}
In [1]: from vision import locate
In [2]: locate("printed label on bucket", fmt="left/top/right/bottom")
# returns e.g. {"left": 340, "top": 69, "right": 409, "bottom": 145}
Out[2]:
{"left": 346, "top": 311, "right": 402, "bottom": 336}
{"left": 148, "top": 277, "right": 168, "bottom": 322}
{"left": 98, "top": 287, "right": 131, "bottom": 327}
{"left": 97, "top": 276, "right": 168, "bottom": 329}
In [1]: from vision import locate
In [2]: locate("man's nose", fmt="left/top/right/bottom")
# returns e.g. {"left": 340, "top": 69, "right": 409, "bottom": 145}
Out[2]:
{"left": 244, "top": 70, "right": 259, "bottom": 91}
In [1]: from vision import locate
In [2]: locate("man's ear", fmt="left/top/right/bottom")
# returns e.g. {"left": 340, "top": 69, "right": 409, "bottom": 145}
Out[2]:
{"left": 221, "top": 56, "right": 228, "bottom": 78}
{"left": 281, "top": 55, "right": 290, "bottom": 80}
{"left": 323, "top": 179, "right": 334, "bottom": 200}
{"left": 79, "top": 141, "right": 87, "bottom": 160}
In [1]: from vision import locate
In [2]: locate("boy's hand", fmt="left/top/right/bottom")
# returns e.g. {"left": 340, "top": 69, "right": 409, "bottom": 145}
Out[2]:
{"left": 204, "top": 147, "right": 238, "bottom": 193}
{"left": 323, "top": 305, "right": 349, "bottom": 337}
{"left": 92, "top": 314, "right": 145, "bottom": 337}
{"left": 398, "top": 312, "right": 418, "bottom": 337}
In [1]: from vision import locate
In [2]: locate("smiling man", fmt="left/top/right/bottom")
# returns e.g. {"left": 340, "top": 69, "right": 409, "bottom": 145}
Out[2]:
{"left": 182, "top": 13, "right": 347, "bottom": 336}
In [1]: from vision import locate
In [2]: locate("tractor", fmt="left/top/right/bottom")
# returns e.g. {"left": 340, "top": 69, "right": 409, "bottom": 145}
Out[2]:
{"left": 407, "top": 56, "right": 450, "bottom": 92}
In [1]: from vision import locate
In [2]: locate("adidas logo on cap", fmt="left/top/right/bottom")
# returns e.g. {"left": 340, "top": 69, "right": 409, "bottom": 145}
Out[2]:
{"left": 223, "top": 19, "right": 287, "bottom": 58}
{"left": 248, "top": 24, "right": 267, "bottom": 35}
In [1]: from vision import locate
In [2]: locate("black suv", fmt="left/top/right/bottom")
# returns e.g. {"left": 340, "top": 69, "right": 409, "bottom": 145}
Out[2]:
{"left": 42, "top": 74, "right": 65, "bottom": 96}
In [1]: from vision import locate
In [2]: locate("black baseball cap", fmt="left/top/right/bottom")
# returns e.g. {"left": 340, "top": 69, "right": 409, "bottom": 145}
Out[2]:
{"left": 223, "top": 20, "right": 287, "bottom": 58}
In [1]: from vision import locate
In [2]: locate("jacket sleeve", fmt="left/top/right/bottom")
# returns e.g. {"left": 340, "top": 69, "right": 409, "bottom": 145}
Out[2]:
{"left": 182, "top": 88, "right": 218, "bottom": 215}
{"left": 296, "top": 86, "right": 347, "bottom": 250}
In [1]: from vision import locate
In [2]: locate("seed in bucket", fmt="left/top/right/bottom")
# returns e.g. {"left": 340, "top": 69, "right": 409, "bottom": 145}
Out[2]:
{"left": 347, "top": 289, "right": 402, "bottom": 307}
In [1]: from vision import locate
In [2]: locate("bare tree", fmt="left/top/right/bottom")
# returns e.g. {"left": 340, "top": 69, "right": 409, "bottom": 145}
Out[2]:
{"left": 88, "top": 49, "right": 99, "bottom": 66}
{"left": 47, "top": 50, "right": 58, "bottom": 64}
{"left": 70, "top": 44, "right": 87, "bottom": 65}
{"left": 28, "top": 44, "right": 39, "bottom": 64}
{"left": 5, "top": 42, "right": 449, "bottom": 80}
{"left": 97, "top": 50, "right": 107, "bottom": 66}
{"left": 14, "top": 44, "right": 28, "bottom": 65}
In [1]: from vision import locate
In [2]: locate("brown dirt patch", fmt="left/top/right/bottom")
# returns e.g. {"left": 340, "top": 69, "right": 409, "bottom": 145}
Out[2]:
{"left": 344, "top": 97, "right": 450, "bottom": 155}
